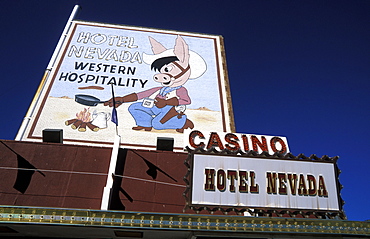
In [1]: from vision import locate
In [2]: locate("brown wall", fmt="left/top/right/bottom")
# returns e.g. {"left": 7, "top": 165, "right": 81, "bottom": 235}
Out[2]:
{"left": 117, "top": 149, "right": 188, "bottom": 213}
{"left": 0, "top": 140, "right": 188, "bottom": 213}
{"left": 0, "top": 140, "right": 112, "bottom": 209}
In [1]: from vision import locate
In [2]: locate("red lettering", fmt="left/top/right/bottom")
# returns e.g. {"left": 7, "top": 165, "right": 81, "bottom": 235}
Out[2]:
{"left": 239, "top": 171, "right": 248, "bottom": 193}
{"left": 298, "top": 174, "right": 307, "bottom": 195}
{"left": 189, "top": 130, "right": 205, "bottom": 148}
{"left": 241, "top": 135, "right": 250, "bottom": 151}
{"left": 207, "top": 132, "right": 225, "bottom": 150}
{"left": 307, "top": 175, "right": 317, "bottom": 196}
{"left": 318, "top": 175, "right": 328, "bottom": 197}
{"left": 249, "top": 171, "right": 259, "bottom": 193}
{"left": 266, "top": 172, "right": 277, "bottom": 194}
{"left": 217, "top": 169, "right": 226, "bottom": 192}
{"left": 270, "top": 137, "right": 287, "bottom": 154}
{"left": 251, "top": 136, "right": 268, "bottom": 153}
{"left": 227, "top": 170, "right": 238, "bottom": 192}
{"left": 287, "top": 174, "right": 298, "bottom": 195}
{"left": 204, "top": 168, "right": 215, "bottom": 191}
{"left": 225, "top": 133, "right": 240, "bottom": 151}
{"left": 278, "top": 173, "right": 287, "bottom": 194}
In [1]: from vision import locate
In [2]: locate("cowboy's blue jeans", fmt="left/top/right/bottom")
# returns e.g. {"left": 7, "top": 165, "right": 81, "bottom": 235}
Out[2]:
{"left": 128, "top": 102, "right": 186, "bottom": 129}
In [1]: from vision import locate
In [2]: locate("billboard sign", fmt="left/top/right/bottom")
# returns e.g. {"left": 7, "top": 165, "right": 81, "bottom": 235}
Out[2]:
{"left": 17, "top": 20, "right": 234, "bottom": 150}
{"left": 186, "top": 153, "right": 342, "bottom": 214}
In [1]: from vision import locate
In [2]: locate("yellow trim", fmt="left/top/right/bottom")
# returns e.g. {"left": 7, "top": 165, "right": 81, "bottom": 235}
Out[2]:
{"left": 0, "top": 206, "right": 368, "bottom": 236}
{"left": 23, "top": 70, "right": 50, "bottom": 119}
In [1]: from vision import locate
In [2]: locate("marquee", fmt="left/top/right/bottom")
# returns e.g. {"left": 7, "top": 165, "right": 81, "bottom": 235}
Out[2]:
{"left": 184, "top": 151, "right": 344, "bottom": 218}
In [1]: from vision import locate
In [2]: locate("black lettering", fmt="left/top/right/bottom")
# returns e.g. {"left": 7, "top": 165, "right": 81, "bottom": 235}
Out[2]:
{"left": 59, "top": 72, "right": 68, "bottom": 81}
{"left": 74, "top": 62, "right": 89, "bottom": 70}
{"left": 85, "top": 75, "right": 95, "bottom": 83}
{"left": 88, "top": 63, "right": 95, "bottom": 71}
{"left": 107, "top": 77, "right": 117, "bottom": 85}
{"left": 68, "top": 73, "right": 78, "bottom": 82}
{"left": 110, "top": 65, "right": 116, "bottom": 73}
{"left": 131, "top": 78, "right": 138, "bottom": 87}
{"left": 96, "top": 63, "right": 102, "bottom": 72}
{"left": 118, "top": 78, "right": 125, "bottom": 86}
{"left": 78, "top": 73, "right": 85, "bottom": 83}
{"left": 127, "top": 67, "right": 136, "bottom": 75}
{"left": 102, "top": 64, "right": 110, "bottom": 72}
{"left": 101, "top": 76, "right": 108, "bottom": 84}
{"left": 118, "top": 66, "right": 126, "bottom": 74}
{"left": 140, "top": 79, "right": 148, "bottom": 88}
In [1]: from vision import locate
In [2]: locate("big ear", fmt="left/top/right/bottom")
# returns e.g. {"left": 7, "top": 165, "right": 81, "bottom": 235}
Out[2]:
{"left": 173, "top": 35, "right": 190, "bottom": 67}
{"left": 149, "top": 36, "right": 167, "bottom": 54}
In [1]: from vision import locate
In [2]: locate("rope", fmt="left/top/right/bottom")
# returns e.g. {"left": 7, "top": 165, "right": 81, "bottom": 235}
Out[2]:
{"left": 0, "top": 166, "right": 186, "bottom": 188}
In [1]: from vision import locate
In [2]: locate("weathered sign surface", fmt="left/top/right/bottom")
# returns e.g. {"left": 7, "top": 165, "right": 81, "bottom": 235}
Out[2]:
{"left": 188, "top": 153, "right": 341, "bottom": 213}
{"left": 17, "top": 21, "right": 234, "bottom": 150}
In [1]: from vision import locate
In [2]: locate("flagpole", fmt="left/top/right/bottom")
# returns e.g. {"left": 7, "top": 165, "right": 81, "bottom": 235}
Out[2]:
{"left": 101, "top": 134, "right": 121, "bottom": 210}
{"left": 110, "top": 83, "right": 119, "bottom": 135}
{"left": 101, "top": 83, "right": 120, "bottom": 210}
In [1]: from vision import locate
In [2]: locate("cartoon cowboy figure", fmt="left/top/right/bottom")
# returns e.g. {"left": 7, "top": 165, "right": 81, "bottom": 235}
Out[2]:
{"left": 105, "top": 35, "right": 206, "bottom": 133}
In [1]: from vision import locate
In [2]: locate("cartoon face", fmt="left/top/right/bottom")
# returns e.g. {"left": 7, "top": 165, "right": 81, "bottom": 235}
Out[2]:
{"left": 153, "top": 61, "right": 191, "bottom": 87}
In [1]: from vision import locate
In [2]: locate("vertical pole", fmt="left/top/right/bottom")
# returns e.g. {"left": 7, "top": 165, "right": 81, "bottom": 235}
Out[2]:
{"left": 101, "top": 134, "right": 121, "bottom": 210}
{"left": 47, "top": 5, "right": 80, "bottom": 70}
{"left": 110, "top": 83, "right": 119, "bottom": 135}
{"left": 101, "top": 84, "right": 121, "bottom": 210}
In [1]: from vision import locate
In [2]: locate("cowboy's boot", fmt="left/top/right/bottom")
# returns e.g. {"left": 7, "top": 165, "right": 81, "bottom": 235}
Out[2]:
{"left": 176, "top": 119, "right": 194, "bottom": 133}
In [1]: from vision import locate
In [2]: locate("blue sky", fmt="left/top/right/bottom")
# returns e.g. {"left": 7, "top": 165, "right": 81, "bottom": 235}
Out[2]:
{"left": 0, "top": 1, "right": 369, "bottom": 221}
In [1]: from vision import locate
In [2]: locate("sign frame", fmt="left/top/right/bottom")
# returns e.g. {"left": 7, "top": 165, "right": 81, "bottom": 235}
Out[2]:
{"left": 184, "top": 149, "right": 346, "bottom": 219}
{"left": 16, "top": 20, "right": 235, "bottom": 150}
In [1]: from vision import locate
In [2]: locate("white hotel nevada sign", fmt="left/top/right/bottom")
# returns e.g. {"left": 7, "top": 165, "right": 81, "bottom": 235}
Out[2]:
{"left": 184, "top": 130, "right": 342, "bottom": 214}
